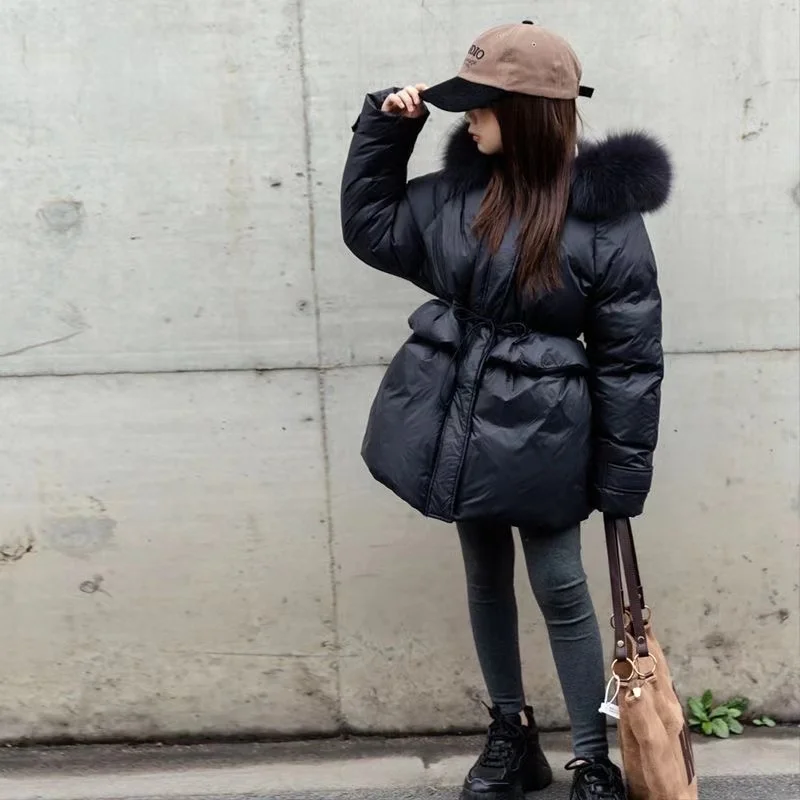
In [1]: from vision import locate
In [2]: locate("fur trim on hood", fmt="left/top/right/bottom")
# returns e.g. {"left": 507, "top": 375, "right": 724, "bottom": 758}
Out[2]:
{"left": 442, "top": 123, "right": 673, "bottom": 221}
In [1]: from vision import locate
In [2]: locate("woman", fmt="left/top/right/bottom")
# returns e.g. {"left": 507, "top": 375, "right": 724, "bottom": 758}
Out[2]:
{"left": 340, "top": 21, "right": 671, "bottom": 800}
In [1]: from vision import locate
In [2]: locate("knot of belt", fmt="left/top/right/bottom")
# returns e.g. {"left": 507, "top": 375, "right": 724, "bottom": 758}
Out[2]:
{"left": 438, "top": 304, "right": 528, "bottom": 409}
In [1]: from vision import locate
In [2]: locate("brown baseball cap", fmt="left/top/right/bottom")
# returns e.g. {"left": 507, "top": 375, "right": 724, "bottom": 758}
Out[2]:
{"left": 421, "top": 21, "right": 594, "bottom": 112}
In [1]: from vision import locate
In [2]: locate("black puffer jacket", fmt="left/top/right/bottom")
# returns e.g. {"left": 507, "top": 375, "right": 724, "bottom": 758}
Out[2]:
{"left": 341, "top": 89, "right": 671, "bottom": 530}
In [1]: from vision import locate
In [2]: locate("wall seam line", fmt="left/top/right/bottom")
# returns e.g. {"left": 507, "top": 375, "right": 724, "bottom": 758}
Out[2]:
{"left": 295, "top": 0, "right": 344, "bottom": 728}
{"left": 0, "top": 345, "right": 798, "bottom": 381}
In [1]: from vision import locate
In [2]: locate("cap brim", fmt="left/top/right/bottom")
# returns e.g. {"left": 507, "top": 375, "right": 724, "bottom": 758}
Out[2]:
{"left": 421, "top": 76, "right": 511, "bottom": 112}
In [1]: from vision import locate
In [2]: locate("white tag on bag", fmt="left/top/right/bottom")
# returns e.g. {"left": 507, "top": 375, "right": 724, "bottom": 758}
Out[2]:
{"left": 599, "top": 676, "right": 621, "bottom": 720}
{"left": 599, "top": 700, "right": 620, "bottom": 719}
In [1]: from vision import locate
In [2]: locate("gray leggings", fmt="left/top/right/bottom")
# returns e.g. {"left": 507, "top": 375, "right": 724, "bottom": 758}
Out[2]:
{"left": 457, "top": 520, "right": 607, "bottom": 759}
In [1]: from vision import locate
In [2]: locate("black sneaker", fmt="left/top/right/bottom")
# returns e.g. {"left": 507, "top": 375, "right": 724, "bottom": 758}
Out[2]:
{"left": 519, "top": 706, "right": 554, "bottom": 792}
{"left": 461, "top": 705, "right": 553, "bottom": 800}
{"left": 566, "top": 756, "right": 627, "bottom": 799}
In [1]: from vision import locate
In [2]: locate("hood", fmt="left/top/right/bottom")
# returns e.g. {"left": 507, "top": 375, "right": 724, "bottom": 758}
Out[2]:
{"left": 442, "top": 122, "right": 673, "bottom": 221}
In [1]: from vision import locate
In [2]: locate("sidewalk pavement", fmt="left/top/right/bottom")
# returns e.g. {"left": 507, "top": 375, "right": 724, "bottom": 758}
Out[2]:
{"left": 0, "top": 729, "right": 797, "bottom": 800}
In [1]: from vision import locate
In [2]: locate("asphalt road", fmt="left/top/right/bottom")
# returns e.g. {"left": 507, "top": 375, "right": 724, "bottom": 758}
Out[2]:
{"left": 97, "top": 776, "right": 800, "bottom": 800}
{"left": 1, "top": 731, "right": 796, "bottom": 800}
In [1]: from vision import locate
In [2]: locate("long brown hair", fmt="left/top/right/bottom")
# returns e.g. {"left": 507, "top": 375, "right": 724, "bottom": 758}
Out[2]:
{"left": 472, "top": 94, "right": 578, "bottom": 297}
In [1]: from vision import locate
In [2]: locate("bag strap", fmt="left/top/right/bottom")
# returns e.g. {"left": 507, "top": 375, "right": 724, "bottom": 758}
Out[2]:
{"left": 619, "top": 516, "right": 646, "bottom": 610}
{"left": 616, "top": 518, "right": 649, "bottom": 658}
{"left": 604, "top": 515, "right": 650, "bottom": 661}
{"left": 605, "top": 518, "right": 629, "bottom": 663}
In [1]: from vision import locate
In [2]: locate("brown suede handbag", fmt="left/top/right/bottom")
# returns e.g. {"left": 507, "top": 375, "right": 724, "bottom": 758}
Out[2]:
{"left": 604, "top": 516, "right": 699, "bottom": 800}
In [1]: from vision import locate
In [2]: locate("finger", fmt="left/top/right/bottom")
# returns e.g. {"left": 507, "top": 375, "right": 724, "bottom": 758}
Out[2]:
{"left": 397, "top": 90, "right": 412, "bottom": 111}
{"left": 405, "top": 88, "right": 420, "bottom": 107}
{"left": 383, "top": 93, "right": 402, "bottom": 113}
{"left": 415, "top": 83, "right": 429, "bottom": 92}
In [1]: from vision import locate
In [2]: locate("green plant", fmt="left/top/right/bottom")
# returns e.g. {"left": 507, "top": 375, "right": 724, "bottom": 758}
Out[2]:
{"left": 687, "top": 690, "right": 744, "bottom": 738}
{"left": 726, "top": 696, "right": 750, "bottom": 714}
{"left": 729, "top": 696, "right": 777, "bottom": 728}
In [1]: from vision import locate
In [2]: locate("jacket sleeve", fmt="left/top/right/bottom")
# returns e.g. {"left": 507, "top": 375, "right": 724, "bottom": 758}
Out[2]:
{"left": 585, "top": 213, "right": 664, "bottom": 518}
{"left": 340, "top": 89, "right": 442, "bottom": 294}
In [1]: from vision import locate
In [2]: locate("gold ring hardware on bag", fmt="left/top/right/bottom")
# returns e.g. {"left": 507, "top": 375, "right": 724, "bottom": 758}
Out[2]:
{"left": 633, "top": 653, "right": 658, "bottom": 679}
{"left": 609, "top": 610, "right": 632, "bottom": 630}
{"left": 611, "top": 658, "right": 637, "bottom": 683}
{"left": 608, "top": 605, "right": 653, "bottom": 630}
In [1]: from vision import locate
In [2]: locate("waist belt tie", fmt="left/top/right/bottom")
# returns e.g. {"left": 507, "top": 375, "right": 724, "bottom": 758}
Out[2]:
{"left": 438, "top": 304, "right": 528, "bottom": 409}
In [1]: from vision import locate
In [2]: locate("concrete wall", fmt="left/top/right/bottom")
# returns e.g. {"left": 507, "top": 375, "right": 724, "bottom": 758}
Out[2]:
{"left": 0, "top": 0, "right": 797, "bottom": 741}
